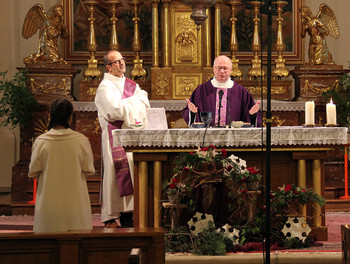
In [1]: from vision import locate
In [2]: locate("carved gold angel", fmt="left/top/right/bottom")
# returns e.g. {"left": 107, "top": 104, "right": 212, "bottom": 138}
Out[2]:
{"left": 300, "top": 4, "right": 339, "bottom": 65}
{"left": 22, "top": 4, "right": 68, "bottom": 64}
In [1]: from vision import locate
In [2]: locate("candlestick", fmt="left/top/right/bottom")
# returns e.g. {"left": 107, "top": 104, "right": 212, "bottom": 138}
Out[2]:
{"left": 305, "top": 101, "right": 315, "bottom": 125}
{"left": 326, "top": 99, "right": 337, "bottom": 125}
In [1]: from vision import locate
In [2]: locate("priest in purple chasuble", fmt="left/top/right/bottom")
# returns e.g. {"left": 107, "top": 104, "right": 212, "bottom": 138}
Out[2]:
{"left": 183, "top": 55, "right": 262, "bottom": 127}
{"left": 95, "top": 50, "right": 150, "bottom": 227}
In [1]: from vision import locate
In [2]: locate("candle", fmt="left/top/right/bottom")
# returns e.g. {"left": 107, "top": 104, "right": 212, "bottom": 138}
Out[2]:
{"left": 326, "top": 99, "right": 337, "bottom": 125}
{"left": 305, "top": 101, "right": 315, "bottom": 125}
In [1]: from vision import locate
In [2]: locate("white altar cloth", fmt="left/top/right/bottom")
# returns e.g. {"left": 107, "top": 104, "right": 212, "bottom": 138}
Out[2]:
{"left": 112, "top": 126, "right": 348, "bottom": 148}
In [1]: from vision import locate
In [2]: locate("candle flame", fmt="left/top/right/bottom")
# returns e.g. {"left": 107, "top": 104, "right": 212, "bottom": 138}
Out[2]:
{"left": 330, "top": 98, "right": 333, "bottom": 104}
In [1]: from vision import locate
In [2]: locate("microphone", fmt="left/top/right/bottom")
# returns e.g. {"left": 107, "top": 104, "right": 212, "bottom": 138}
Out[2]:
{"left": 217, "top": 90, "right": 224, "bottom": 127}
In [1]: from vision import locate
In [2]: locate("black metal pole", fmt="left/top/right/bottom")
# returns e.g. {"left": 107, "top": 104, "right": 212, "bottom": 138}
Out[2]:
{"left": 265, "top": 0, "right": 272, "bottom": 263}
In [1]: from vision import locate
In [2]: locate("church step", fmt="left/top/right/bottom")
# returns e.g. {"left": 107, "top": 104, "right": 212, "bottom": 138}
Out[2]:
{"left": 11, "top": 202, "right": 101, "bottom": 216}
{"left": 325, "top": 198, "right": 350, "bottom": 212}
{"left": 87, "top": 177, "right": 101, "bottom": 190}
{"left": 325, "top": 187, "right": 347, "bottom": 199}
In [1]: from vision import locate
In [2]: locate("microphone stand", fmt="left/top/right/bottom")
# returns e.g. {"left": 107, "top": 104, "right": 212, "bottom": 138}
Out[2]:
{"left": 216, "top": 91, "right": 225, "bottom": 128}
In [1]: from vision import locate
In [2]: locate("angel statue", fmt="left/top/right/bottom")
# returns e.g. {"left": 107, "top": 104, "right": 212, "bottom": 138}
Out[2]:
{"left": 22, "top": 4, "right": 68, "bottom": 64}
{"left": 300, "top": 4, "right": 339, "bottom": 65}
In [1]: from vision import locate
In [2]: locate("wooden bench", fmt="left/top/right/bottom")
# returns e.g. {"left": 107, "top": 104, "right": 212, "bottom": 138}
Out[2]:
{"left": 0, "top": 227, "right": 165, "bottom": 264}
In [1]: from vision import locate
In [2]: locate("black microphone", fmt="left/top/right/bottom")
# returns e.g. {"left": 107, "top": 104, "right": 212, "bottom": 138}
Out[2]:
{"left": 217, "top": 90, "right": 224, "bottom": 127}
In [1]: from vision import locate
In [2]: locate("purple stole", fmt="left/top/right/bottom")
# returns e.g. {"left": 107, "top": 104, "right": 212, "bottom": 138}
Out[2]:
{"left": 215, "top": 88, "right": 228, "bottom": 126}
{"left": 107, "top": 78, "right": 136, "bottom": 197}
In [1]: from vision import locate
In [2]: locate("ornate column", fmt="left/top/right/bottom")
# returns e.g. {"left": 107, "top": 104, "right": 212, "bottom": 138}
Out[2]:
{"left": 214, "top": 0, "right": 221, "bottom": 58}
{"left": 247, "top": 0, "right": 265, "bottom": 80}
{"left": 272, "top": 1, "right": 289, "bottom": 79}
{"left": 129, "top": 0, "right": 147, "bottom": 80}
{"left": 152, "top": 0, "right": 160, "bottom": 68}
{"left": 162, "top": 0, "right": 171, "bottom": 68}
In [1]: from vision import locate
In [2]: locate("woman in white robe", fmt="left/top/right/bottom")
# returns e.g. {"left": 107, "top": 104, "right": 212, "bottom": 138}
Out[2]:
{"left": 28, "top": 99, "right": 95, "bottom": 232}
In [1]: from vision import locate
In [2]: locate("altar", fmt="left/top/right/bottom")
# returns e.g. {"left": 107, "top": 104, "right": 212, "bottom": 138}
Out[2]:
{"left": 113, "top": 126, "right": 348, "bottom": 239}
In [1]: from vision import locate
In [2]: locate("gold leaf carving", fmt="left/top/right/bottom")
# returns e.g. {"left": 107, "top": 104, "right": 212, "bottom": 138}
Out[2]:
{"left": 303, "top": 79, "right": 339, "bottom": 95}
{"left": 247, "top": 86, "right": 285, "bottom": 95}
{"left": 155, "top": 73, "right": 170, "bottom": 96}
{"left": 30, "top": 78, "right": 69, "bottom": 95}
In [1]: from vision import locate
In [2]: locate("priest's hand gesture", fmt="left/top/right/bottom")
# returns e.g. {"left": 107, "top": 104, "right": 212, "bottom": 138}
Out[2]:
{"left": 186, "top": 99, "right": 198, "bottom": 113}
{"left": 249, "top": 100, "right": 261, "bottom": 115}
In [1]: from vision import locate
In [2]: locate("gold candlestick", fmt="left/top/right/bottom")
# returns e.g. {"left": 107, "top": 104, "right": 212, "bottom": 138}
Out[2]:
{"left": 225, "top": 0, "right": 242, "bottom": 80}
{"left": 129, "top": 0, "right": 147, "bottom": 80}
{"left": 247, "top": 1, "right": 265, "bottom": 80}
{"left": 83, "top": 0, "right": 102, "bottom": 80}
{"left": 106, "top": 0, "right": 122, "bottom": 51}
{"left": 272, "top": 1, "right": 289, "bottom": 79}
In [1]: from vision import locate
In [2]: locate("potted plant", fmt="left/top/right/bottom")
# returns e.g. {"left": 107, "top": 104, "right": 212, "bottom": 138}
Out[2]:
{"left": 0, "top": 70, "right": 38, "bottom": 129}
{"left": 163, "top": 178, "right": 188, "bottom": 204}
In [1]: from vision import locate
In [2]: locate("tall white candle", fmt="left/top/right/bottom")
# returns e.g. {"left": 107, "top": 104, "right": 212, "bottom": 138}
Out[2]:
{"left": 326, "top": 99, "right": 337, "bottom": 125}
{"left": 305, "top": 101, "right": 315, "bottom": 125}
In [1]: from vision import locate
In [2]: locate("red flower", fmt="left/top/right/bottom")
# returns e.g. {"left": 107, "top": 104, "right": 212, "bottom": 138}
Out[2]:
{"left": 172, "top": 179, "right": 178, "bottom": 183}
{"left": 270, "top": 193, "right": 275, "bottom": 199}
{"left": 183, "top": 167, "right": 190, "bottom": 171}
{"left": 285, "top": 184, "right": 292, "bottom": 192}
{"left": 209, "top": 145, "right": 216, "bottom": 149}
{"left": 302, "top": 189, "right": 306, "bottom": 192}
{"left": 221, "top": 148, "right": 227, "bottom": 158}
{"left": 247, "top": 167, "right": 258, "bottom": 174}
{"left": 241, "top": 176, "right": 247, "bottom": 182}
{"left": 189, "top": 152, "right": 194, "bottom": 155}
{"left": 293, "top": 190, "right": 299, "bottom": 194}
{"left": 226, "top": 165, "right": 233, "bottom": 171}
{"left": 168, "top": 183, "right": 176, "bottom": 189}
{"left": 262, "top": 206, "right": 266, "bottom": 211}
{"left": 240, "top": 189, "right": 248, "bottom": 193}
{"left": 201, "top": 147, "right": 209, "bottom": 151}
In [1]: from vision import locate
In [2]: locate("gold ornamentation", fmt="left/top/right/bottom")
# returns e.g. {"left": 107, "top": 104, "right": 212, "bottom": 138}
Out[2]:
{"left": 106, "top": 0, "right": 122, "bottom": 51}
{"left": 247, "top": 1, "right": 266, "bottom": 79}
{"left": 30, "top": 78, "right": 69, "bottom": 95}
{"left": 225, "top": 0, "right": 242, "bottom": 79}
{"left": 93, "top": 118, "right": 101, "bottom": 135}
{"left": 155, "top": 73, "right": 170, "bottom": 96}
{"left": 33, "top": 117, "right": 49, "bottom": 136}
{"left": 174, "top": 74, "right": 201, "bottom": 98}
{"left": 263, "top": 115, "right": 285, "bottom": 127}
{"left": 272, "top": 1, "right": 289, "bottom": 79}
{"left": 129, "top": 0, "right": 147, "bottom": 80}
{"left": 247, "top": 85, "right": 285, "bottom": 95}
{"left": 300, "top": 4, "right": 339, "bottom": 65}
{"left": 86, "top": 87, "right": 97, "bottom": 96}
{"left": 174, "top": 12, "right": 199, "bottom": 64}
{"left": 304, "top": 79, "right": 339, "bottom": 95}
{"left": 83, "top": 0, "right": 102, "bottom": 80}
{"left": 22, "top": 4, "right": 68, "bottom": 64}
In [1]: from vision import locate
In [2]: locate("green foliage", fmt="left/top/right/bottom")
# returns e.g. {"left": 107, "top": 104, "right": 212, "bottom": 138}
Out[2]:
{"left": 192, "top": 224, "right": 227, "bottom": 256}
{"left": 282, "top": 237, "right": 313, "bottom": 249}
{"left": 271, "top": 184, "right": 326, "bottom": 215}
{"left": 0, "top": 70, "right": 38, "bottom": 129}
{"left": 165, "top": 226, "right": 193, "bottom": 253}
{"left": 322, "top": 71, "right": 350, "bottom": 127}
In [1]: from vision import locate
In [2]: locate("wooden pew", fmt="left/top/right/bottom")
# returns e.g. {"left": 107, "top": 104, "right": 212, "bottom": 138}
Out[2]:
{"left": 0, "top": 227, "right": 164, "bottom": 264}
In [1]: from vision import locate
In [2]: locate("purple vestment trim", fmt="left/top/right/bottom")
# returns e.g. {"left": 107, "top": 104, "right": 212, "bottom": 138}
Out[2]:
{"left": 107, "top": 78, "right": 136, "bottom": 197}
{"left": 215, "top": 88, "right": 227, "bottom": 126}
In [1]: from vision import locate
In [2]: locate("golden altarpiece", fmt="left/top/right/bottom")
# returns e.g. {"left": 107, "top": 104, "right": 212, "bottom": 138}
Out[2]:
{"left": 10, "top": 0, "right": 350, "bottom": 240}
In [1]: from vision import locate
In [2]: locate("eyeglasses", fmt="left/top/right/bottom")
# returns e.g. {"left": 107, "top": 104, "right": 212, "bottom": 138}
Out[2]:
{"left": 214, "top": 66, "right": 231, "bottom": 72}
{"left": 109, "top": 57, "right": 126, "bottom": 65}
